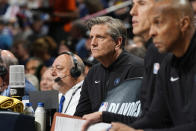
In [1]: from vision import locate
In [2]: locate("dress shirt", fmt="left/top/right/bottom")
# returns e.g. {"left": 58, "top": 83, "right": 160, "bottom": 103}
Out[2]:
{"left": 58, "top": 80, "right": 83, "bottom": 115}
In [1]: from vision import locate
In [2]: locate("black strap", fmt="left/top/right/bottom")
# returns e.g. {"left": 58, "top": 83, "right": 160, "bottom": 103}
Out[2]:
{"left": 64, "top": 85, "right": 82, "bottom": 113}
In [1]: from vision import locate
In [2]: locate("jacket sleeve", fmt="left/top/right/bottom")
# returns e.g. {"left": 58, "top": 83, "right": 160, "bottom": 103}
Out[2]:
{"left": 143, "top": 122, "right": 196, "bottom": 131}
{"left": 102, "top": 111, "right": 138, "bottom": 124}
{"left": 74, "top": 76, "right": 92, "bottom": 117}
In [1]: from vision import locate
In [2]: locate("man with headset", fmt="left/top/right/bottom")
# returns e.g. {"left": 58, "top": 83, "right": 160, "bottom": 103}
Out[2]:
{"left": 51, "top": 51, "right": 85, "bottom": 115}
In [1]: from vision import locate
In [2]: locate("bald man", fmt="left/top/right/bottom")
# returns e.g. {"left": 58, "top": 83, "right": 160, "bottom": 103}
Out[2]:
{"left": 108, "top": 0, "right": 196, "bottom": 131}
{"left": 51, "top": 51, "right": 85, "bottom": 115}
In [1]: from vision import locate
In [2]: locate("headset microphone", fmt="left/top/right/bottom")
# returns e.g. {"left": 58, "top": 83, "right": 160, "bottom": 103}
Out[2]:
{"left": 54, "top": 77, "right": 61, "bottom": 82}
{"left": 54, "top": 74, "right": 70, "bottom": 82}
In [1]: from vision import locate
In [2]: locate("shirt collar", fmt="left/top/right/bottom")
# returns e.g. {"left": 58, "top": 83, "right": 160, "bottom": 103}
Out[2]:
{"left": 71, "top": 80, "right": 83, "bottom": 91}
{"left": 59, "top": 80, "right": 83, "bottom": 97}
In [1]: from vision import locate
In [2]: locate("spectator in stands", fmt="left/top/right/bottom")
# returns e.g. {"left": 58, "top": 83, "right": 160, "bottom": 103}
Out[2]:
{"left": 36, "top": 64, "right": 48, "bottom": 82}
{"left": 77, "top": 0, "right": 89, "bottom": 18}
{"left": 0, "top": 49, "right": 37, "bottom": 96}
{"left": 40, "top": 67, "right": 54, "bottom": 91}
{"left": 25, "top": 74, "right": 39, "bottom": 90}
{"left": 0, "top": 19, "right": 13, "bottom": 50}
{"left": 51, "top": 51, "right": 85, "bottom": 115}
{"left": 11, "top": 40, "right": 30, "bottom": 65}
{"left": 109, "top": 0, "right": 196, "bottom": 130}
{"left": 74, "top": 16, "right": 144, "bottom": 117}
{"left": 27, "top": 14, "right": 46, "bottom": 42}
{"left": 70, "top": 21, "right": 90, "bottom": 59}
{"left": 25, "top": 57, "right": 43, "bottom": 75}
{"left": 31, "top": 36, "right": 57, "bottom": 67}
{"left": 48, "top": 0, "right": 78, "bottom": 44}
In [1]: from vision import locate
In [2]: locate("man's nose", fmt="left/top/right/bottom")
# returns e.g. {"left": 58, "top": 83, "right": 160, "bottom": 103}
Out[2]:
{"left": 91, "top": 37, "right": 98, "bottom": 47}
{"left": 130, "top": 4, "right": 137, "bottom": 16}
{"left": 51, "top": 68, "right": 57, "bottom": 76}
{"left": 149, "top": 26, "right": 157, "bottom": 38}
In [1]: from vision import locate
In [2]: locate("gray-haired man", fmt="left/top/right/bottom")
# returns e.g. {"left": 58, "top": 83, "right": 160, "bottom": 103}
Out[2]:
{"left": 74, "top": 16, "right": 144, "bottom": 117}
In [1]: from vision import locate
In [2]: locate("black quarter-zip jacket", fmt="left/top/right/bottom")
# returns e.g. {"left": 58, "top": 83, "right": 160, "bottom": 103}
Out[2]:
{"left": 74, "top": 51, "right": 144, "bottom": 117}
{"left": 132, "top": 32, "right": 196, "bottom": 131}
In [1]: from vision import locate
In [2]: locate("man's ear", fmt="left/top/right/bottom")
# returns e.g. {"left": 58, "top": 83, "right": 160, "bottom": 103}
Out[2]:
{"left": 115, "top": 37, "right": 123, "bottom": 50}
{"left": 180, "top": 16, "right": 191, "bottom": 32}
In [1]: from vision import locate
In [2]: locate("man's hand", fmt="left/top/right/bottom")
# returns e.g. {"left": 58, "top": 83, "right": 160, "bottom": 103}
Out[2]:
{"left": 81, "top": 112, "right": 103, "bottom": 131}
{"left": 108, "top": 122, "right": 144, "bottom": 131}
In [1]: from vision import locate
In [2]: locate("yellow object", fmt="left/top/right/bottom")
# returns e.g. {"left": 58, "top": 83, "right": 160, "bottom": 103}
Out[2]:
{"left": 0, "top": 95, "right": 24, "bottom": 113}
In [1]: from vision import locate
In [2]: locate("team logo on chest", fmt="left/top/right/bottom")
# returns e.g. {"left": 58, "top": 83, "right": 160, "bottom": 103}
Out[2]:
{"left": 153, "top": 63, "right": 160, "bottom": 74}
{"left": 114, "top": 78, "right": 120, "bottom": 86}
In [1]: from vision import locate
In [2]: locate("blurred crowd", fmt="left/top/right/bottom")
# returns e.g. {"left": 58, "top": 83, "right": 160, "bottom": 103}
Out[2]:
{"left": 0, "top": 0, "right": 147, "bottom": 91}
{"left": 1, "top": 0, "right": 194, "bottom": 91}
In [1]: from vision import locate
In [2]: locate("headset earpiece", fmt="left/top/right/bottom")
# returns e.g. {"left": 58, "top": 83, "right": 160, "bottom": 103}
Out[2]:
{"left": 70, "top": 59, "right": 81, "bottom": 78}
{"left": 58, "top": 51, "right": 81, "bottom": 78}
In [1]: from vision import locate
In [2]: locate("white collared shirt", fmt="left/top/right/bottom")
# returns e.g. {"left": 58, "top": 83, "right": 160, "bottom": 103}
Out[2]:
{"left": 58, "top": 80, "right": 83, "bottom": 115}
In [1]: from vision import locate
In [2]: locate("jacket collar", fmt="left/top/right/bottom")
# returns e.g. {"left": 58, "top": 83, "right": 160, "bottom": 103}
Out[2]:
{"left": 172, "top": 31, "right": 196, "bottom": 70}
{"left": 101, "top": 51, "right": 129, "bottom": 71}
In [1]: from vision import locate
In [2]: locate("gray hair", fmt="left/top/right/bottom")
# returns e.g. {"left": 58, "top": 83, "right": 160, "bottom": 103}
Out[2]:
{"left": 0, "top": 50, "right": 18, "bottom": 68}
{"left": 87, "top": 16, "right": 127, "bottom": 48}
{"left": 1, "top": 55, "right": 18, "bottom": 68}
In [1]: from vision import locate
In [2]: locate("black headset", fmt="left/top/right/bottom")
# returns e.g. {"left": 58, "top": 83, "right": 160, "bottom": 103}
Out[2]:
{"left": 58, "top": 51, "right": 81, "bottom": 78}
{"left": 0, "top": 49, "right": 7, "bottom": 78}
